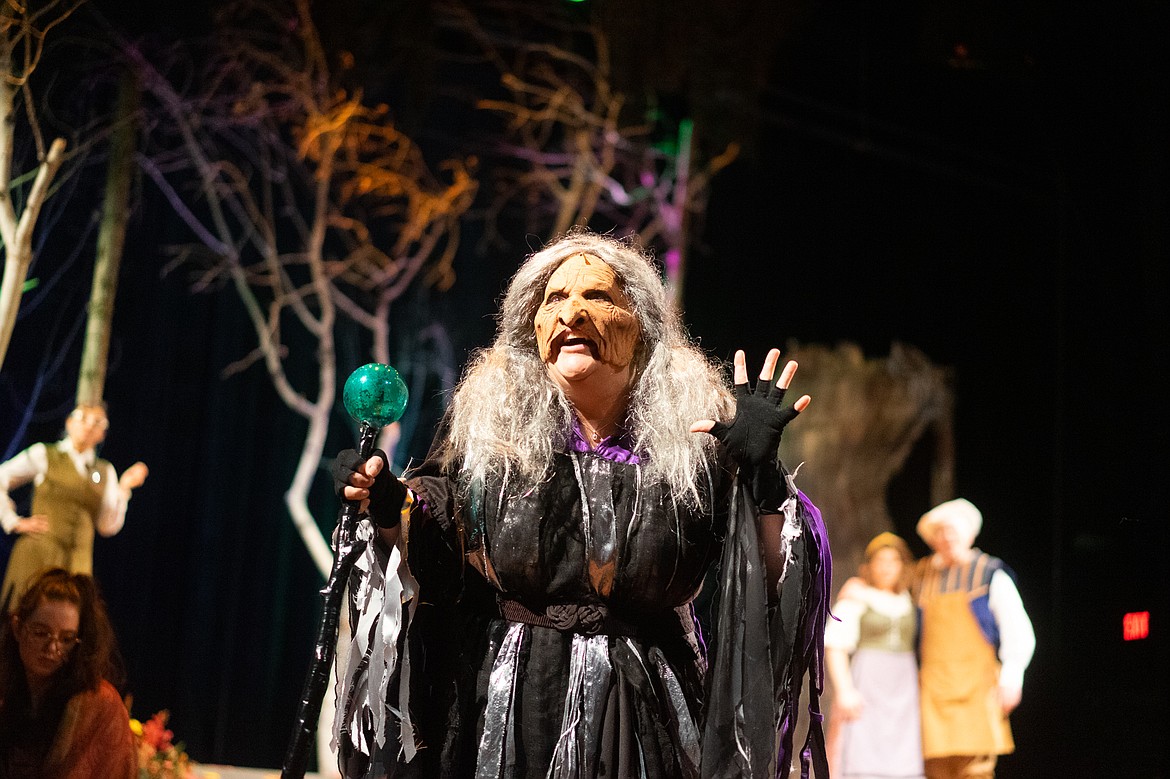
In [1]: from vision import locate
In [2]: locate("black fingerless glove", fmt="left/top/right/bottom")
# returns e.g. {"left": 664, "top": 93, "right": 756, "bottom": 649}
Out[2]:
{"left": 708, "top": 375, "right": 799, "bottom": 467}
{"left": 332, "top": 448, "right": 408, "bottom": 529}
{"left": 707, "top": 375, "right": 800, "bottom": 513}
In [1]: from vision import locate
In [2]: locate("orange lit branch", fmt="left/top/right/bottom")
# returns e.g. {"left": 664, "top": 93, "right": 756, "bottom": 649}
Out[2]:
{"left": 437, "top": 1, "right": 734, "bottom": 305}
{"left": 134, "top": 0, "right": 475, "bottom": 580}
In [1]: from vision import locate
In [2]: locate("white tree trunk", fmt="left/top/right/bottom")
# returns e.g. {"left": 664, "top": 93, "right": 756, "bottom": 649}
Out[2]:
{"left": 0, "top": 103, "right": 66, "bottom": 369}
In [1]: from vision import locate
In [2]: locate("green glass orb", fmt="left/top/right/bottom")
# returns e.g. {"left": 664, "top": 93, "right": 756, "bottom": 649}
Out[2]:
{"left": 343, "top": 363, "right": 408, "bottom": 426}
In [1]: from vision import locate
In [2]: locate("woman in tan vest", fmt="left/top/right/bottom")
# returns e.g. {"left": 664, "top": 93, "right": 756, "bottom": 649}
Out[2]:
{"left": 0, "top": 405, "right": 147, "bottom": 611}
{"left": 826, "top": 532, "right": 924, "bottom": 778}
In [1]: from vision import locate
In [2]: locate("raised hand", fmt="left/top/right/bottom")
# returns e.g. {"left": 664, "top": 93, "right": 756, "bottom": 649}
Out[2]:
{"left": 119, "top": 461, "right": 149, "bottom": 492}
{"left": 690, "top": 348, "right": 811, "bottom": 468}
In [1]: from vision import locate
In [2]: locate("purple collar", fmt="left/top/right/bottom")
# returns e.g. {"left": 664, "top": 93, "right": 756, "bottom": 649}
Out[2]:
{"left": 568, "top": 419, "right": 641, "bottom": 464}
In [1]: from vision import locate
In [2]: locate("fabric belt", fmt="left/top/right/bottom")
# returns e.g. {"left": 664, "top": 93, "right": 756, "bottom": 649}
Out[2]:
{"left": 498, "top": 596, "right": 682, "bottom": 639}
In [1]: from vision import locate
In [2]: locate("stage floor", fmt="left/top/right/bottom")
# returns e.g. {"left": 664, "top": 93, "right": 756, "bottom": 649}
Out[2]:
{"left": 193, "top": 766, "right": 334, "bottom": 779}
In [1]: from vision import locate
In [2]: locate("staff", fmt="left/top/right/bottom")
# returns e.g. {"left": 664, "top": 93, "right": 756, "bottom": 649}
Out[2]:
{"left": 282, "top": 363, "right": 407, "bottom": 779}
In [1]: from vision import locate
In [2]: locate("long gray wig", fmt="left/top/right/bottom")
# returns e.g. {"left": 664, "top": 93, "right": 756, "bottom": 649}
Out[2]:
{"left": 434, "top": 230, "right": 733, "bottom": 505}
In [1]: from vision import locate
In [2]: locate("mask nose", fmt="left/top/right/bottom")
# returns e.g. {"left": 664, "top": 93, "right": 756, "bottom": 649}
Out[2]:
{"left": 558, "top": 297, "right": 588, "bottom": 328}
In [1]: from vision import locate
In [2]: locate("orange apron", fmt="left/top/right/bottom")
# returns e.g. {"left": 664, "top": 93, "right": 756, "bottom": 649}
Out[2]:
{"left": 917, "top": 555, "right": 1014, "bottom": 758}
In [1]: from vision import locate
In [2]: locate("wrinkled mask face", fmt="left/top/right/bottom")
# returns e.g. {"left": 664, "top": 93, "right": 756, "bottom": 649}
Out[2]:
{"left": 533, "top": 254, "right": 640, "bottom": 374}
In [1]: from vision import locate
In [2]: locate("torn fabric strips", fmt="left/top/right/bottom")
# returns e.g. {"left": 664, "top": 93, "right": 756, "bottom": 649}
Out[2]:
{"left": 648, "top": 645, "right": 701, "bottom": 779}
{"left": 333, "top": 493, "right": 420, "bottom": 763}
{"left": 475, "top": 622, "right": 527, "bottom": 779}
{"left": 546, "top": 634, "right": 614, "bottom": 779}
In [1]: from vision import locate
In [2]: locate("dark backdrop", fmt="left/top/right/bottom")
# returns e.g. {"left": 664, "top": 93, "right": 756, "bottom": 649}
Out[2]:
{"left": 1, "top": 0, "right": 1166, "bottom": 775}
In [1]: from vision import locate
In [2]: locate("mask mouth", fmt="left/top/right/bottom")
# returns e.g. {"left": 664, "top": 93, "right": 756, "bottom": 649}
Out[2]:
{"left": 555, "top": 332, "right": 600, "bottom": 358}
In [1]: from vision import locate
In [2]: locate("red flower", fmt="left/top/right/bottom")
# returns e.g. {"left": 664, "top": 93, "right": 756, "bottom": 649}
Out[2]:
{"left": 142, "top": 710, "right": 176, "bottom": 751}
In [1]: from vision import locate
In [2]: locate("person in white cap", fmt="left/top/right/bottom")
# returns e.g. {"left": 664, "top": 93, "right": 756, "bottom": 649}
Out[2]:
{"left": 912, "top": 498, "right": 1035, "bottom": 779}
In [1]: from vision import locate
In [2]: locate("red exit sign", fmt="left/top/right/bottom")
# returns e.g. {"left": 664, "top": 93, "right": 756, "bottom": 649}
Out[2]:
{"left": 1123, "top": 611, "right": 1149, "bottom": 641}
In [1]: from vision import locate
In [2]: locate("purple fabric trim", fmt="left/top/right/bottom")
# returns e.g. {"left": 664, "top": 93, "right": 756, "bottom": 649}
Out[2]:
{"left": 773, "top": 489, "right": 833, "bottom": 779}
{"left": 798, "top": 490, "right": 832, "bottom": 690}
{"left": 795, "top": 490, "right": 832, "bottom": 779}
{"left": 689, "top": 600, "right": 708, "bottom": 660}
{"left": 403, "top": 487, "right": 428, "bottom": 521}
{"left": 568, "top": 419, "right": 641, "bottom": 464}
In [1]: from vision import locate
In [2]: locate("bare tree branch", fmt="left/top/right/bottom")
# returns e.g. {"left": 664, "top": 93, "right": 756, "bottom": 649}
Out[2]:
{"left": 0, "top": 0, "right": 81, "bottom": 367}
{"left": 132, "top": 0, "right": 476, "bottom": 582}
{"left": 435, "top": 1, "right": 735, "bottom": 305}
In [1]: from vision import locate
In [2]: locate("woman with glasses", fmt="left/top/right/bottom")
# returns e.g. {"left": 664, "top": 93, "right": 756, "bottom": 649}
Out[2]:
{"left": 0, "top": 567, "right": 136, "bottom": 778}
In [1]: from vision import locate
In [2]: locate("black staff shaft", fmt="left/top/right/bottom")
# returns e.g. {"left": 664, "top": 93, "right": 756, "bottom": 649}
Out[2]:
{"left": 282, "top": 421, "right": 378, "bottom": 779}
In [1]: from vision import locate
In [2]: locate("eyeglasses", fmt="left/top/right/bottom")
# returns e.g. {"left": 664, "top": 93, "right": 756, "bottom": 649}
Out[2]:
{"left": 23, "top": 623, "right": 82, "bottom": 652}
{"left": 70, "top": 410, "right": 109, "bottom": 430}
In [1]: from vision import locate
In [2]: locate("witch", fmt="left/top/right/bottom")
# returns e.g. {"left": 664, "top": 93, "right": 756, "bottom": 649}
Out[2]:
{"left": 333, "top": 230, "right": 831, "bottom": 778}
